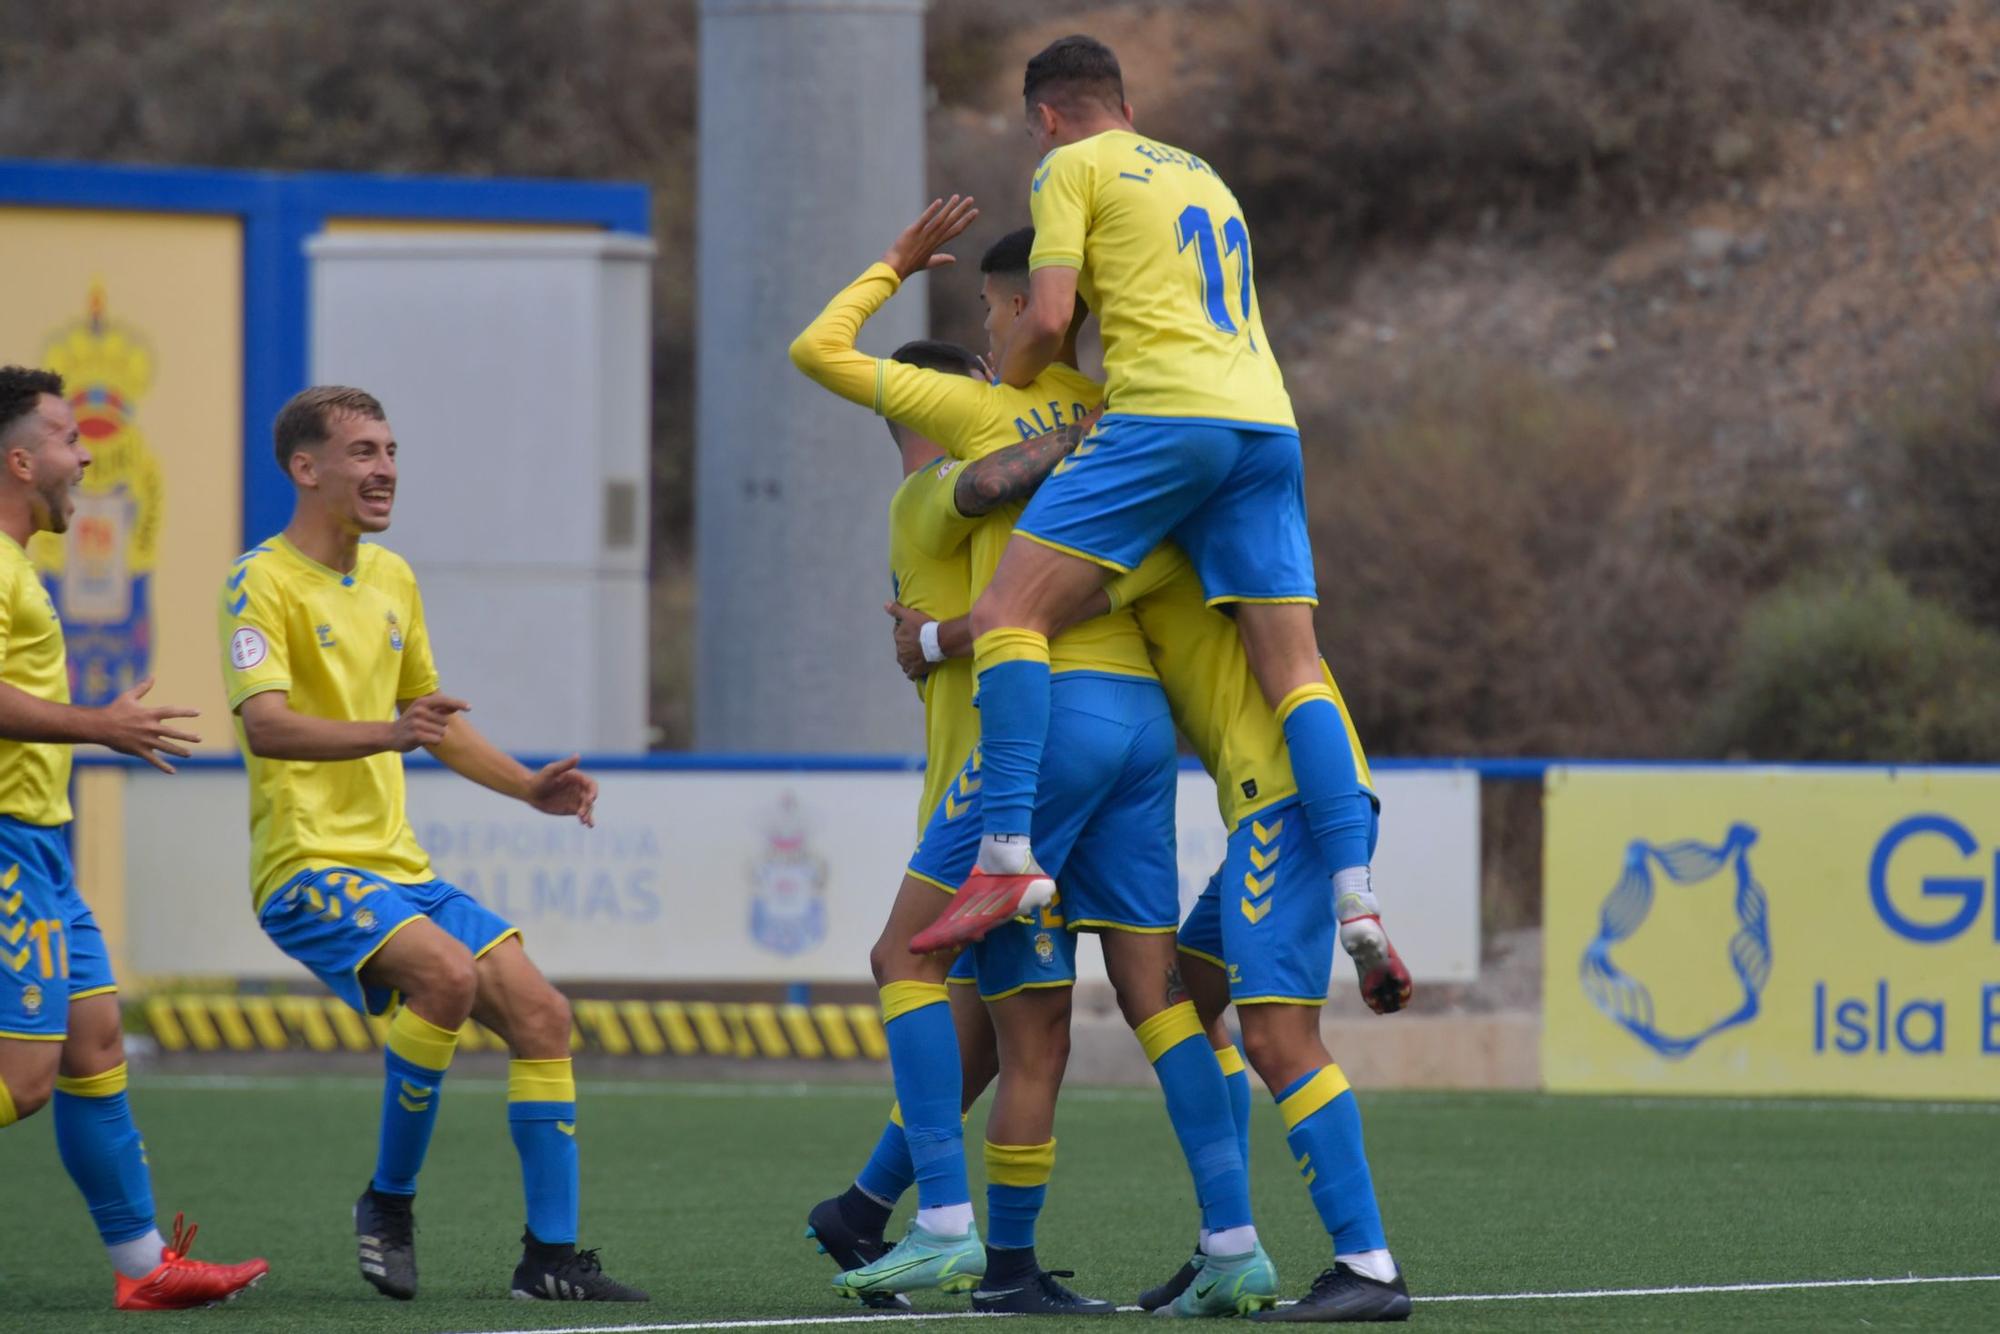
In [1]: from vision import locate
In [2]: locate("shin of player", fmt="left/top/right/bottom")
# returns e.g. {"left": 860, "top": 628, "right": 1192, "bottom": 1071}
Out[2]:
{"left": 224, "top": 386, "right": 644, "bottom": 1303}
{"left": 0, "top": 367, "right": 269, "bottom": 1309}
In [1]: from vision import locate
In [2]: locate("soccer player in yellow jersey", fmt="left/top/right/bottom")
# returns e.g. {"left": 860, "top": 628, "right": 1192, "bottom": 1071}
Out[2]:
{"left": 805, "top": 338, "right": 1053, "bottom": 1312}
{"left": 959, "top": 40, "right": 1402, "bottom": 1061}
{"left": 795, "top": 208, "right": 1271, "bottom": 1314}
{"left": 0, "top": 366, "right": 270, "bottom": 1311}
{"left": 219, "top": 386, "right": 644, "bottom": 1304}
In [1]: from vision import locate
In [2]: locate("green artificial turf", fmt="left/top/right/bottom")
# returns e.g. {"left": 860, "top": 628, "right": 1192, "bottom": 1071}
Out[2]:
{"left": 3, "top": 1075, "right": 1994, "bottom": 1332}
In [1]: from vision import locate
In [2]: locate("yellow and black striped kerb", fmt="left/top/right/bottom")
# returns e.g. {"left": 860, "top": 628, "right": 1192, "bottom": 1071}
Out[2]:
{"left": 137, "top": 995, "right": 888, "bottom": 1060}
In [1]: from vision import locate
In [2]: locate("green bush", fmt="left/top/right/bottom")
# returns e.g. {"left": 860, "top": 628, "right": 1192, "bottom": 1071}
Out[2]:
{"left": 1699, "top": 570, "right": 2000, "bottom": 761}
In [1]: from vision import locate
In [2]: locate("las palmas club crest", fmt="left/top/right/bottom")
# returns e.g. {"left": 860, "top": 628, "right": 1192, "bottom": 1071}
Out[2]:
{"left": 32, "top": 284, "right": 164, "bottom": 705}
{"left": 749, "top": 793, "right": 827, "bottom": 957}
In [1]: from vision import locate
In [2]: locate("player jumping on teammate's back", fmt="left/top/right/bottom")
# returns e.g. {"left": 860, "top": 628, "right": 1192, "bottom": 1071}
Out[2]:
{"left": 956, "top": 37, "right": 1406, "bottom": 1041}
{"left": 0, "top": 366, "right": 269, "bottom": 1311}
{"left": 219, "top": 385, "right": 645, "bottom": 1304}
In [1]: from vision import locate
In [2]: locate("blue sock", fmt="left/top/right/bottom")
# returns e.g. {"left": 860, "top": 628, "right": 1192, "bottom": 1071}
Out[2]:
{"left": 53, "top": 1064, "right": 156, "bottom": 1246}
{"left": 1276, "top": 1066, "right": 1387, "bottom": 1254}
{"left": 1139, "top": 1004, "right": 1253, "bottom": 1233}
{"left": 374, "top": 1007, "right": 458, "bottom": 1196}
{"left": 1278, "top": 685, "right": 1372, "bottom": 873}
{"left": 509, "top": 1059, "right": 580, "bottom": 1244}
{"left": 984, "top": 1139, "right": 1055, "bottom": 1250}
{"left": 1217, "top": 1043, "right": 1253, "bottom": 1176}
{"left": 881, "top": 982, "right": 968, "bottom": 1209}
{"left": 972, "top": 633, "right": 1051, "bottom": 839}
{"left": 856, "top": 1109, "right": 915, "bottom": 1205}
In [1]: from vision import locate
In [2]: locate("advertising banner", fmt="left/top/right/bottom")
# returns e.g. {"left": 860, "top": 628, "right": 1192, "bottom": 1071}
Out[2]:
{"left": 1544, "top": 765, "right": 2000, "bottom": 1099}
{"left": 120, "top": 765, "right": 1480, "bottom": 988}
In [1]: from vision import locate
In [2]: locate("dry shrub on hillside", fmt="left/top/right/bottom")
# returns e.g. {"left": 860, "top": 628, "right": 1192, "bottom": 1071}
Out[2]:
{"left": 1303, "top": 364, "right": 1770, "bottom": 758}
{"left": 1153, "top": 0, "right": 1849, "bottom": 274}
{"left": 1867, "top": 333, "right": 2000, "bottom": 631}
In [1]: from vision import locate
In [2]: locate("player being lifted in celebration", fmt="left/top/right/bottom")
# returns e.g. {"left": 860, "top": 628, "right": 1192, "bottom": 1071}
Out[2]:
{"left": 795, "top": 209, "right": 1273, "bottom": 1314}
{"left": 218, "top": 386, "right": 645, "bottom": 1304}
{"left": 939, "top": 38, "right": 1409, "bottom": 1043}
{"left": 0, "top": 366, "right": 270, "bottom": 1311}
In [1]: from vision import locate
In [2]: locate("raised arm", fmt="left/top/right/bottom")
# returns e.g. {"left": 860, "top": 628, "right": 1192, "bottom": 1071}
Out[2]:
{"left": 789, "top": 196, "right": 981, "bottom": 411}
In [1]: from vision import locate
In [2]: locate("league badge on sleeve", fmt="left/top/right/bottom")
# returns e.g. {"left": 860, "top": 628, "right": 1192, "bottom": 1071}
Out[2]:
{"left": 230, "top": 626, "right": 268, "bottom": 670}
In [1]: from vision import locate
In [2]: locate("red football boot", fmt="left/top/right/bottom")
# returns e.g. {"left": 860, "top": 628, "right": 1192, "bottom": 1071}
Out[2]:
{"left": 909, "top": 868, "right": 1055, "bottom": 954}
{"left": 113, "top": 1213, "right": 270, "bottom": 1310}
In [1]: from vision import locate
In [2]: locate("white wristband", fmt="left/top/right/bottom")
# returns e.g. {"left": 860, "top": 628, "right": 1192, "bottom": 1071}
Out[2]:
{"left": 920, "top": 619, "right": 946, "bottom": 664}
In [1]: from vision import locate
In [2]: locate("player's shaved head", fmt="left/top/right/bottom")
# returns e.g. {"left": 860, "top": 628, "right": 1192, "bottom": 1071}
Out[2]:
{"left": 1023, "top": 35, "right": 1125, "bottom": 118}
{"left": 891, "top": 340, "right": 982, "bottom": 378}
{"left": 274, "top": 385, "right": 386, "bottom": 475}
{"left": 885, "top": 340, "right": 984, "bottom": 448}
{"left": 980, "top": 228, "right": 1035, "bottom": 292}
{"left": 0, "top": 366, "right": 65, "bottom": 448}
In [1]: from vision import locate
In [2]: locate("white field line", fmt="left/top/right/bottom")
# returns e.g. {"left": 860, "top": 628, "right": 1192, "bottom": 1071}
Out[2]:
{"left": 447, "top": 1273, "right": 2000, "bottom": 1334}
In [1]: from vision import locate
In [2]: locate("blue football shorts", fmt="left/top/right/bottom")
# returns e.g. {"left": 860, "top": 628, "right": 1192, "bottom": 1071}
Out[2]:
{"left": 1176, "top": 797, "right": 1377, "bottom": 1005}
{"left": 259, "top": 868, "right": 519, "bottom": 1016}
{"left": 0, "top": 816, "right": 118, "bottom": 1040}
{"left": 1013, "top": 416, "right": 1317, "bottom": 604}
{"left": 910, "top": 672, "right": 1181, "bottom": 935}
{"left": 946, "top": 894, "right": 1079, "bottom": 1002}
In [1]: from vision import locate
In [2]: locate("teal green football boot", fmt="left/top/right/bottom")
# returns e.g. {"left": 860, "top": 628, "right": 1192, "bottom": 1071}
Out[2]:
{"left": 1154, "top": 1243, "right": 1279, "bottom": 1317}
{"left": 833, "top": 1221, "right": 985, "bottom": 1299}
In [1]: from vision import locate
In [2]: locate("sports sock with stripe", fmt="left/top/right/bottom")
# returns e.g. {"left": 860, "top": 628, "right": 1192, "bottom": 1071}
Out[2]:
{"left": 880, "top": 981, "right": 972, "bottom": 1234}
{"left": 508, "top": 1057, "right": 580, "bottom": 1245}
{"left": 1275, "top": 1064, "right": 1395, "bottom": 1280}
{"left": 53, "top": 1063, "right": 166, "bottom": 1278}
{"left": 374, "top": 1006, "right": 458, "bottom": 1197}
{"left": 1276, "top": 684, "right": 1372, "bottom": 875}
{"left": 971, "top": 629, "right": 1050, "bottom": 853}
{"left": 1216, "top": 1041, "right": 1253, "bottom": 1176}
{"left": 1137, "top": 1003, "right": 1255, "bottom": 1242}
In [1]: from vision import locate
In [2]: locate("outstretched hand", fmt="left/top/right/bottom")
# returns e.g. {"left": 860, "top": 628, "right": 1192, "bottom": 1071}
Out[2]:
{"left": 527, "top": 753, "right": 597, "bottom": 827}
{"left": 882, "top": 196, "right": 980, "bottom": 282}
{"left": 97, "top": 677, "right": 201, "bottom": 773}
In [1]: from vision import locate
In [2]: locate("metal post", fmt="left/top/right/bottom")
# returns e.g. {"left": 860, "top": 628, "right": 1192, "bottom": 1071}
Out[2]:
{"left": 696, "top": 0, "right": 929, "bottom": 752}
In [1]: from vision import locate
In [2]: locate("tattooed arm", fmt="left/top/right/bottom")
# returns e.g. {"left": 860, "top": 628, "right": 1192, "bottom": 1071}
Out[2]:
{"left": 952, "top": 408, "right": 1102, "bottom": 517}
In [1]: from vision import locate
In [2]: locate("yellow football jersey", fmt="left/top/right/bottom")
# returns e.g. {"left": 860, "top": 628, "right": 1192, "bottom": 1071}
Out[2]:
{"left": 790, "top": 262, "right": 1151, "bottom": 680}
{"left": 220, "top": 535, "right": 440, "bottom": 908}
{"left": 1111, "top": 546, "right": 1370, "bottom": 833}
{"left": 889, "top": 456, "right": 981, "bottom": 834}
{"left": 0, "top": 533, "right": 72, "bottom": 826}
{"left": 1030, "top": 130, "right": 1295, "bottom": 430}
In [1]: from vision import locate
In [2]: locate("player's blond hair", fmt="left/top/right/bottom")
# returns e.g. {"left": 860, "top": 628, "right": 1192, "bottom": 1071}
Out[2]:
{"left": 273, "top": 385, "right": 386, "bottom": 475}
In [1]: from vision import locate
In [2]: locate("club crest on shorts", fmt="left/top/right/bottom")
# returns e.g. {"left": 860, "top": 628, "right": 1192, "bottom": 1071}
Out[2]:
{"left": 748, "top": 793, "right": 827, "bottom": 957}
{"left": 21, "top": 983, "right": 43, "bottom": 1014}
{"left": 1034, "top": 930, "right": 1055, "bottom": 964}
{"left": 352, "top": 906, "right": 378, "bottom": 932}
{"left": 1581, "top": 824, "right": 1771, "bottom": 1059}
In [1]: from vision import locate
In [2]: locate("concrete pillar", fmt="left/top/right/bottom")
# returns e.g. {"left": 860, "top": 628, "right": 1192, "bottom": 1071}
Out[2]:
{"left": 696, "top": 0, "right": 929, "bottom": 752}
